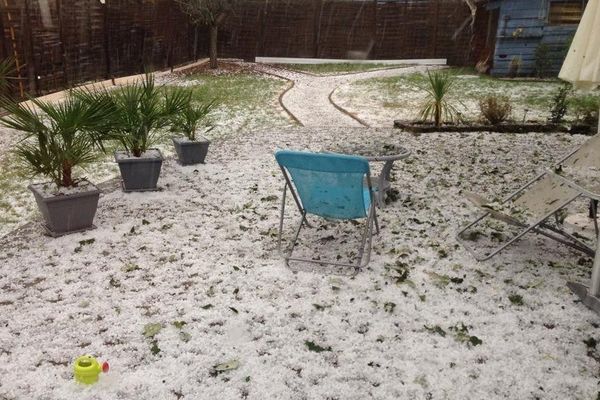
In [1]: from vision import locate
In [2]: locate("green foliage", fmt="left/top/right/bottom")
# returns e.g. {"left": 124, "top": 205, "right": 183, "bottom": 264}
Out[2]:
{"left": 508, "top": 294, "right": 524, "bottom": 306}
{"left": 143, "top": 322, "right": 163, "bottom": 338}
{"left": 282, "top": 63, "right": 396, "bottom": 75}
{"left": 549, "top": 84, "right": 571, "bottom": 124}
{"left": 79, "top": 74, "right": 189, "bottom": 157}
{"left": 534, "top": 44, "right": 552, "bottom": 78}
{"left": 570, "top": 95, "right": 600, "bottom": 126}
{"left": 449, "top": 323, "right": 483, "bottom": 347}
{"left": 419, "top": 70, "right": 460, "bottom": 127}
{"left": 0, "top": 93, "right": 114, "bottom": 187}
{"left": 479, "top": 95, "right": 512, "bottom": 125}
{"left": 584, "top": 337, "right": 597, "bottom": 349}
{"left": 171, "top": 98, "right": 216, "bottom": 141}
{"left": 424, "top": 325, "right": 446, "bottom": 337}
{"left": 0, "top": 57, "right": 16, "bottom": 96}
{"left": 305, "top": 340, "right": 331, "bottom": 353}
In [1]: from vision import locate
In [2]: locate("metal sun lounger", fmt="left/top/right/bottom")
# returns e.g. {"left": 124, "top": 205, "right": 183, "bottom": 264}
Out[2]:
{"left": 457, "top": 134, "right": 600, "bottom": 261}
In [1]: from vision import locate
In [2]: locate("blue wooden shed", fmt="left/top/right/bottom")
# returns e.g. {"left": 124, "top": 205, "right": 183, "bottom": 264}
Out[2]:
{"left": 485, "top": 0, "right": 587, "bottom": 76}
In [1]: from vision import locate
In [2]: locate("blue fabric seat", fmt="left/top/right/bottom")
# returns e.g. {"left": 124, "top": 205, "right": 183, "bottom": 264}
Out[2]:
{"left": 275, "top": 150, "right": 379, "bottom": 273}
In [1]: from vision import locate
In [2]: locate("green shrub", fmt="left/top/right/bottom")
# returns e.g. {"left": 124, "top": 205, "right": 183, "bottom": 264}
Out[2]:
{"left": 549, "top": 84, "right": 571, "bottom": 124}
{"left": 570, "top": 95, "right": 600, "bottom": 126}
{"left": 479, "top": 95, "right": 512, "bottom": 125}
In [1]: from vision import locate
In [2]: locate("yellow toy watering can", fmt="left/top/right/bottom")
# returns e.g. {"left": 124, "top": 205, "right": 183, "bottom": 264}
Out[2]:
{"left": 73, "top": 355, "right": 109, "bottom": 384}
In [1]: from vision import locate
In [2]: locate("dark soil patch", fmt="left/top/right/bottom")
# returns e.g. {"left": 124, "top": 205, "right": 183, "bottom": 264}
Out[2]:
{"left": 176, "top": 61, "right": 262, "bottom": 77}
{"left": 394, "top": 120, "right": 570, "bottom": 134}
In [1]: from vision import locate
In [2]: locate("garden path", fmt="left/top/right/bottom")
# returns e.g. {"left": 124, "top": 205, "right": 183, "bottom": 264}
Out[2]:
{"left": 256, "top": 65, "right": 434, "bottom": 127}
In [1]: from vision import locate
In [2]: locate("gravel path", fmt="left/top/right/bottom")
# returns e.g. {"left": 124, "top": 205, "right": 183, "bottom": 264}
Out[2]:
{"left": 256, "top": 65, "right": 436, "bottom": 127}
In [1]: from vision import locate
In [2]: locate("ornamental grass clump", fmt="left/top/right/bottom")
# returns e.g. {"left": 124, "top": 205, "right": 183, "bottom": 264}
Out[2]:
{"left": 419, "top": 70, "right": 460, "bottom": 127}
{"left": 0, "top": 93, "right": 114, "bottom": 188}
{"left": 479, "top": 95, "right": 512, "bottom": 125}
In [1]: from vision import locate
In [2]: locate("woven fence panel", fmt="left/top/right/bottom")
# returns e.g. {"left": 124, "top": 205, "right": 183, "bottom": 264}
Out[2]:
{"left": 1, "top": 0, "right": 476, "bottom": 98}
{"left": 317, "top": 0, "right": 375, "bottom": 59}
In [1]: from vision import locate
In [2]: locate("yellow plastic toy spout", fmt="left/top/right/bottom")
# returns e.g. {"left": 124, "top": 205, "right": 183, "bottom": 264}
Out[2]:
{"left": 73, "top": 355, "right": 109, "bottom": 384}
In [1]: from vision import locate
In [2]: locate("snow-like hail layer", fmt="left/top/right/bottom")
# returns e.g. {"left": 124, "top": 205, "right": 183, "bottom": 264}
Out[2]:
{"left": 0, "top": 126, "right": 599, "bottom": 400}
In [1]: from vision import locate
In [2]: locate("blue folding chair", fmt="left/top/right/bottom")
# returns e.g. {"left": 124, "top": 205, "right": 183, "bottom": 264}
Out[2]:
{"left": 275, "top": 150, "right": 380, "bottom": 273}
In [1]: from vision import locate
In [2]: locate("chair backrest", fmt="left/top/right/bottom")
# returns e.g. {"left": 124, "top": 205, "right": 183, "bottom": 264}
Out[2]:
{"left": 275, "top": 150, "right": 371, "bottom": 220}
{"left": 561, "top": 133, "right": 600, "bottom": 169}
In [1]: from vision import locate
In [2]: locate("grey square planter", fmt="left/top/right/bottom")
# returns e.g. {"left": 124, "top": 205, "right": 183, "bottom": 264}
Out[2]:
{"left": 29, "top": 181, "right": 100, "bottom": 237}
{"left": 172, "top": 137, "right": 210, "bottom": 165}
{"left": 115, "top": 149, "right": 163, "bottom": 192}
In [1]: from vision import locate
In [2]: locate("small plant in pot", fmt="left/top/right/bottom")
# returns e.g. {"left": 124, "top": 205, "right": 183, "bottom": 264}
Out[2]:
{"left": 81, "top": 74, "right": 188, "bottom": 192}
{"left": 171, "top": 98, "right": 216, "bottom": 165}
{"left": 0, "top": 94, "right": 114, "bottom": 236}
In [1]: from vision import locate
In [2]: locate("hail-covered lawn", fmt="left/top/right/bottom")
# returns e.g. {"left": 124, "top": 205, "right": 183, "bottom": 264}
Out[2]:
{"left": 1, "top": 126, "right": 599, "bottom": 399}
{"left": 333, "top": 68, "right": 600, "bottom": 127}
{"left": 0, "top": 72, "right": 294, "bottom": 237}
{"left": 273, "top": 63, "right": 410, "bottom": 76}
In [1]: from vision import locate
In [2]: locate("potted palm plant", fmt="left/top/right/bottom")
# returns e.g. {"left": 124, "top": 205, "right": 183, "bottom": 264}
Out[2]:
{"left": 0, "top": 94, "right": 114, "bottom": 236}
{"left": 171, "top": 99, "right": 216, "bottom": 165}
{"left": 83, "top": 74, "right": 188, "bottom": 192}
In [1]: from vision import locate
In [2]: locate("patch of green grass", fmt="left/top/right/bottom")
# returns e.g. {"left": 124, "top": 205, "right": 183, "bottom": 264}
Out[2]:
{"left": 352, "top": 67, "right": 599, "bottom": 121}
{"left": 165, "top": 73, "right": 294, "bottom": 138}
{"left": 280, "top": 63, "right": 407, "bottom": 75}
{"left": 180, "top": 74, "right": 286, "bottom": 107}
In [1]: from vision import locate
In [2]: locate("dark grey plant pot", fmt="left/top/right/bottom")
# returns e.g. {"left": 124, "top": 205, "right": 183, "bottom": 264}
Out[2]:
{"left": 115, "top": 149, "right": 163, "bottom": 192}
{"left": 172, "top": 137, "right": 210, "bottom": 165}
{"left": 29, "top": 181, "right": 100, "bottom": 237}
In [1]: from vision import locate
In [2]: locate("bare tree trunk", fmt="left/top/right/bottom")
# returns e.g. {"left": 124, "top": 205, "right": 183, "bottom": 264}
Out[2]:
{"left": 210, "top": 25, "right": 218, "bottom": 69}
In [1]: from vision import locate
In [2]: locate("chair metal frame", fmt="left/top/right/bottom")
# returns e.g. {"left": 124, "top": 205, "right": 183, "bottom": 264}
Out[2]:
{"left": 276, "top": 161, "right": 380, "bottom": 274}
{"left": 457, "top": 141, "right": 598, "bottom": 261}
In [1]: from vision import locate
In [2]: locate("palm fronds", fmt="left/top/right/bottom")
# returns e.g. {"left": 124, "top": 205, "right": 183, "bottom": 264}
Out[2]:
{"left": 0, "top": 57, "right": 16, "bottom": 95}
{"left": 78, "top": 74, "right": 188, "bottom": 157}
{"left": 419, "top": 70, "right": 460, "bottom": 127}
{"left": 171, "top": 98, "right": 216, "bottom": 141}
{"left": 0, "top": 94, "right": 115, "bottom": 187}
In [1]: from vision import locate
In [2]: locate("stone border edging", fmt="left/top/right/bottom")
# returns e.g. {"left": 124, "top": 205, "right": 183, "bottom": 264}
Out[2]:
{"left": 327, "top": 87, "right": 370, "bottom": 127}
{"left": 258, "top": 69, "right": 303, "bottom": 126}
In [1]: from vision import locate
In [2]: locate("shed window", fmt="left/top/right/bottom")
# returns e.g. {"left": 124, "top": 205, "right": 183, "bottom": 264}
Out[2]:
{"left": 548, "top": 1, "right": 586, "bottom": 25}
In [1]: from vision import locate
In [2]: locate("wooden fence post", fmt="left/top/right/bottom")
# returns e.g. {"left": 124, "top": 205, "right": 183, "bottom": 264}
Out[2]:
{"left": 102, "top": 0, "right": 114, "bottom": 84}
{"left": 313, "top": 0, "right": 323, "bottom": 58}
{"left": 372, "top": 0, "right": 377, "bottom": 59}
{"left": 56, "top": 0, "right": 70, "bottom": 87}
{"left": 2, "top": 0, "right": 26, "bottom": 97}
{"left": 432, "top": 0, "right": 440, "bottom": 58}
{"left": 23, "top": 0, "right": 39, "bottom": 95}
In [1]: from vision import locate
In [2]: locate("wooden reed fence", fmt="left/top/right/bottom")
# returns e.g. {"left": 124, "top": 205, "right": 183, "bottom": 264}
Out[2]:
{"left": 0, "top": 0, "right": 476, "bottom": 98}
